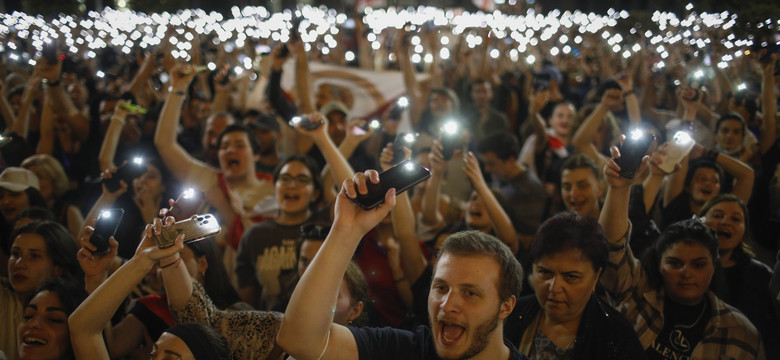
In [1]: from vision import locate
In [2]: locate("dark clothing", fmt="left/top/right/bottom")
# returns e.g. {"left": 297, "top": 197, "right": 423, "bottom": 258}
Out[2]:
{"left": 711, "top": 255, "right": 779, "bottom": 359}
{"left": 493, "top": 171, "right": 546, "bottom": 235}
{"left": 306, "top": 143, "right": 377, "bottom": 173}
{"left": 627, "top": 185, "right": 661, "bottom": 257}
{"left": 660, "top": 192, "right": 693, "bottom": 230}
{"left": 113, "top": 195, "right": 169, "bottom": 259}
{"left": 129, "top": 294, "right": 174, "bottom": 341}
{"left": 350, "top": 325, "right": 528, "bottom": 360}
{"left": 647, "top": 297, "right": 711, "bottom": 360}
{"left": 266, "top": 69, "right": 297, "bottom": 122}
{"left": 410, "top": 265, "right": 434, "bottom": 328}
{"left": 504, "top": 294, "right": 647, "bottom": 360}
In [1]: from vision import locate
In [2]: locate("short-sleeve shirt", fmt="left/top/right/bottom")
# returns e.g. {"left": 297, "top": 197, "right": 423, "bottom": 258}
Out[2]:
{"left": 349, "top": 325, "right": 529, "bottom": 360}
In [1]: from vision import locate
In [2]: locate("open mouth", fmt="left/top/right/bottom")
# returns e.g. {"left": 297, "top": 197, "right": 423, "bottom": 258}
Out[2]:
{"left": 227, "top": 159, "right": 240, "bottom": 167}
{"left": 700, "top": 189, "right": 713, "bottom": 196}
{"left": 469, "top": 210, "right": 483, "bottom": 217}
{"left": 439, "top": 321, "right": 465, "bottom": 345}
{"left": 23, "top": 337, "right": 47, "bottom": 346}
{"left": 282, "top": 194, "right": 301, "bottom": 201}
{"left": 717, "top": 230, "right": 732, "bottom": 239}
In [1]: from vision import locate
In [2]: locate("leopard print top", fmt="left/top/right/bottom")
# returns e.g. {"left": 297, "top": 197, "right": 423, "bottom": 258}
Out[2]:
{"left": 170, "top": 281, "right": 285, "bottom": 360}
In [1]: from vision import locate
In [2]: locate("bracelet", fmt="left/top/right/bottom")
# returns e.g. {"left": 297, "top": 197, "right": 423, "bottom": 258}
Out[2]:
{"left": 159, "top": 255, "right": 182, "bottom": 269}
{"left": 394, "top": 276, "right": 408, "bottom": 283}
{"left": 46, "top": 79, "right": 61, "bottom": 87}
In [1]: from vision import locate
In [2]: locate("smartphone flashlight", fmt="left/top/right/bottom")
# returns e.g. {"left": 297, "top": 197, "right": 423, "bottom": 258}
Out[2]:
{"left": 290, "top": 116, "right": 303, "bottom": 126}
{"left": 132, "top": 157, "right": 144, "bottom": 165}
{"left": 630, "top": 129, "right": 644, "bottom": 141}
{"left": 182, "top": 188, "right": 195, "bottom": 199}
{"left": 673, "top": 131, "right": 692, "bottom": 144}
{"left": 368, "top": 119, "right": 381, "bottom": 130}
{"left": 442, "top": 120, "right": 459, "bottom": 135}
{"left": 101, "top": 210, "right": 113, "bottom": 218}
{"left": 693, "top": 69, "right": 704, "bottom": 79}
{"left": 526, "top": 55, "right": 536, "bottom": 65}
{"left": 737, "top": 83, "right": 747, "bottom": 91}
{"left": 397, "top": 96, "right": 409, "bottom": 108}
{"left": 403, "top": 133, "right": 416, "bottom": 144}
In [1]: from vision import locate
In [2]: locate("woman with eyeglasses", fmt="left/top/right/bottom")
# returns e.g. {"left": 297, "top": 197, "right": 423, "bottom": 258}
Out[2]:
{"left": 235, "top": 113, "right": 356, "bottom": 311}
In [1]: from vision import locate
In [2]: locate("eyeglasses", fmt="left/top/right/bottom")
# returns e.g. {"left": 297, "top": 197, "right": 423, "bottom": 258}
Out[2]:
{"left": 278, "top": 174, "right": 312, "bottom": 186}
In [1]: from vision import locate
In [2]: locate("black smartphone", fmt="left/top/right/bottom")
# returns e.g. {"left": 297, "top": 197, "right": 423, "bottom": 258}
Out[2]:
{"left": 615, "top": 130, "right": 655, "bottom": 179}
{"left": 391, "top": 132, "right": 416, "bottom": 164}
{"left": 104, "top": 157, "right": 147, "bottom": 192}
{"left": 167, "top": 188, "right": 206, "bottom": 221}
{"left": 439, "top": 121, "right": 462, "bottom": 161}
{"left": 351, "top": 160, "right": 431, "bottom": 210}
{"left": 91, "top": 208, "right": 124, "bottom": 255}
{"left": 42, "top": 40, "right": 58, "bottom": 65}
{"left": 289, "top": 115, "right": 323, "bottom": 130}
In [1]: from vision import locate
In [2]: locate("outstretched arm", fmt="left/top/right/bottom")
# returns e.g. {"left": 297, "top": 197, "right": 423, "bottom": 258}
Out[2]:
{"left": 760, "top": 54, "right": 777, "bottom": 155}
{"left": 463, "top": 152, "right": 519, "bottom": 252}
{"left": 70, "top": 222, "right": 184, "bottom": 360}
{"left": 278, "top": 172, "right": 396, "bottom": 360}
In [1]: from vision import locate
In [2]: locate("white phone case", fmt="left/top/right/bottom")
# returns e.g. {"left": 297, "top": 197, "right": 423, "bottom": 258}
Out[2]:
{"left": 657, "top": 133, "right": 696, "bottom": 173}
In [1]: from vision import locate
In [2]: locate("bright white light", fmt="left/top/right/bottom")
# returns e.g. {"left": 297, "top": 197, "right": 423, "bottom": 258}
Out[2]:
{"left": 404, "top": 162, "right": 415, "bottom": 171}
{"left": 183, "top": 188, "right": 195, "bottom": 199}
{"left": 397, "top": 96, "right": 409, "bottom": 108}
{"left": 527, "top": 55, "right": 536, "bottom": 64}
{"left": 96, "top": 70, "right": 105, "bottom": 78}
{"left": 101, "top": 210, "right": 112, "bottom": 219}
{"left": 674, "top": 131, "right": 692, "bottom": 144}
{"left": 133, "top": 157, "right": 143, "bottom": 165}
{"left": 369, "top": 120, "right": 381, "bottom": 129}
{"left": 345, "top": 51, "right": 355, "bottom": 62}
{"left": 424, "top": 54, "right": 434, "bottom": 63}
{"left": 490, "top": 49, "right": 500, "bottom": 58}
{"left": 442, "top": 121, "right": 458, "bottom": 135}
{"left": 737, "top": 83, "right": 747, "bottom": 91}
{"left": 207, "top": 62, "right": 216, "bottom": 71}
{"left": 693, "top": 69, "right": 704, "bottom": 78}
{"left": 630, "top": 129, "right": 644, "bottom": 140}
{"left": 440, "top": 48, "right": 450, "bottom": 60}
{"left": 403, "top": 133, "right": 416, "bottom": 143}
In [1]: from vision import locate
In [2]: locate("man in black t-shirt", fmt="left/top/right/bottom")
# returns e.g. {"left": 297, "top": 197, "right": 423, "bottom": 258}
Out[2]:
{"left": 278, "top": 171, "right": 528, "bottom": 360}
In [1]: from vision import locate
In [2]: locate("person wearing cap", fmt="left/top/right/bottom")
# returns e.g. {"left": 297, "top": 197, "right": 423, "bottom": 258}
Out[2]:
{"left": 0, "top": 167, "right": 47, "bottom": 255}
{"left": 245, "top": 111, "right": 282, "bottom": 175}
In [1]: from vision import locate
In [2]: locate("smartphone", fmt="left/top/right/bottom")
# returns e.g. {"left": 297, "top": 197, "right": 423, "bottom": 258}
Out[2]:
{"left": 289, "top": 115, "right": 323, "bottom": 130}
{"left": 615, "top": 130, "right": 655, "bottom": 178}
{"left": 118, "top": 102, "right": 148, "bottom": 114}
{"left": 439, "top": 121, "right": 462, "bottom": 161}
{"left": 351, "top": 160, "right": 431, "bottom": 210}
{"left": 104, "top": 157, "right": 147, "bottom": 192}
{"left": 360, "top": 119, "right": 381, "bottom": 132}
{"left": 42, "top": 40, "right": 58, "bottom": 65}
{"left": 290, "top": 17, "right": 303, "bottom": 42}
{"left": 389, "top": 97, "right": 409, "bottom": 120}
{"left": 656, "top": 131, "right": 695, "bottom": 174}
{"left": 91, "top": 209, "right": 124, "bottom": 255}
{"left": 155, "top": 214, "right": 221, "bottom": 248}
{"left": 167, "top": 188, "right": 206, "bottom": 221}
{"left": 0, "top": 134, "right": 12, "bottom": 148}
{"left": 392, "top": 132, "right": 416, "bottom": 164}
{"left": 683, "top": 71, "right": 704, "bottom": 101}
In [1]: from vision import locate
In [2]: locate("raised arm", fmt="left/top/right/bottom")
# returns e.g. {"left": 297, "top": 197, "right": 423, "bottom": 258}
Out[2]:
{"left": 69, "top": 222, "right": 183, "bottom": 360}
{"left": 463, "top": 152, "right": 519, "bottom": 253}
{"left": 714, "top": 150, "right": 755, "bottom": 203}
{"left": 571, "top": 92, "right": 614, "bottom": 169}
{"left": 98, "top": 101, "right": 132, "bottom": 172}
{"left": 277, "top": 172, "right": 396, "bottom": 360}
{"left": 39, "top": 60, "right": 89, "bottom": 142}
{"left": 380, "top": 144, "right": 427, "bottom": 284}
{"left": 617, "top": 76, "right": 641, "bottom": 126}
{"left": 396, "top": 30, "right": 424, "bottom": 129}
{"left": 760, "top": 54, "right": 777, "bottom": 155}
{"left": 662, "top": 95, "right": 700, "bottom": 207}
{"left": 35, "top": 96, "right": 55, "bottom": 155}
{"left": 10, "top": 68, "right": 43, "bottom": 138}
{"left": 153, "top": 64, "right": 218, "bottom": 188}
{"left": 599, "top": 143, "right": 650, "bottom": 297}
{"left": 420, "top": 141, "right": 448, "bottom": 228}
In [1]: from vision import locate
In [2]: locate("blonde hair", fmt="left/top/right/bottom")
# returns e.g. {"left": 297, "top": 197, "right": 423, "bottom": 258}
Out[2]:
{"left": 21, "top": 155, "right": 69, "bottom": 196}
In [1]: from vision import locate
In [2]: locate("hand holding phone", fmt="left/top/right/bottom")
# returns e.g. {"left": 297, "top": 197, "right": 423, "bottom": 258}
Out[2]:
{"left": 351, "top": 161, "right": 430, "bottom": 210}
{"left": 615, "top": 130, "right": 655, "bottom": 179}
{"left": 289, "top": 115, "right": 324, "bottom": 130}
{"left": 154, "top": 214, "right": 221, "bottom": 248}
{"left": 104, "top": 157, "right": 147, "bottom": 192}
{"left": 167, "top": 188, "right": 206, "bottom": 221}
{"left": 391, "top": 132, "right": 416, "bottom": 164}
{"left": 90, "top": 209, "right": 124, "bottom": 255}
{"left": 655, "top": 131, "right": 695, "bottom": 174}
{"left": 439, "top": 120, "right": 462, "bottom": 161}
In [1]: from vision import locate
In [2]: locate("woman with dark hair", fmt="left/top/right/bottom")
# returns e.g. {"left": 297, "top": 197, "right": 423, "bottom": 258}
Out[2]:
{"left": 503, "top": 212, "right": 646, "bottom": 359}
{"left": 235, "top": 113, "right": 356, "bottom": 311}
{"left": 184, "top": 238, "right": 245, "bottom": 310}
{"left": 699, "top": 194, "right": 779, "bottom": 359}
{"left": 70, "top": 221, "right": 230, "bottom": 360}
{"left": 16, "top": 278, "right": 88, "bottom": 360}
{"left": 713, "top": 113, "right": 756, "bottom": 163}
{"left": 600, "top": 151, "right": 764, "bottom": 359}
{"left": 1, "top": 220, "right": 80, "bottom": 358}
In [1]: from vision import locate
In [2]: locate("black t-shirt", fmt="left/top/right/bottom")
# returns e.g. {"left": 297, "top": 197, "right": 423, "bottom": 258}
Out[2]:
{"left": 350, "top": 325, "right": 528, "bottom": 360}
{"left": 646, "top": 297, "right": 711, "bottom": 360}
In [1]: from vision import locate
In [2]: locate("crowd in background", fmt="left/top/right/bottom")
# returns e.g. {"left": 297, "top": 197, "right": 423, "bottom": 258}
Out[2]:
{"left": 0, "top": 3, "right": 779, "bottom": 360}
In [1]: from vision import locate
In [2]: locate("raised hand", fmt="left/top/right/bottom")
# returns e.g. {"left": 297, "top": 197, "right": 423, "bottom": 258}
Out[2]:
{"left": 334, "top": 171, "right": 396, "bottom": 236}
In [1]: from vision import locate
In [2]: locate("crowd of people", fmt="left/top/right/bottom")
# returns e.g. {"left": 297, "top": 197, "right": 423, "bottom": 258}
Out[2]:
{"left": 0, "top": 3, "right": 779, "bottom": 360}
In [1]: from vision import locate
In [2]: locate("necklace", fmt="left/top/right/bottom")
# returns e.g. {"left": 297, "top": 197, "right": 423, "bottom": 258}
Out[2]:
{"left": 674, "top": 301, "right": 707, "bottom": 329}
